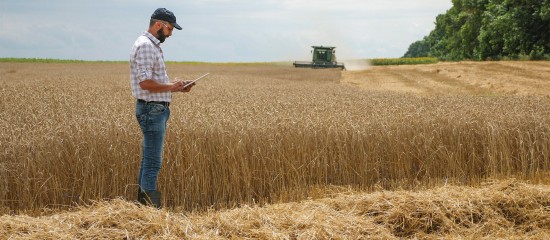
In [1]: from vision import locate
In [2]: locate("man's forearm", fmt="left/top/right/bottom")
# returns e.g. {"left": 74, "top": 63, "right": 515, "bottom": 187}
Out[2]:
{"left": 139, "top": 79, "right": 181, "bottom": 92}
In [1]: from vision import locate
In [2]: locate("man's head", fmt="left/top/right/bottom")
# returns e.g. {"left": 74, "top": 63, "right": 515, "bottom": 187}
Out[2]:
{"left": 149, "top": 8, "right": 182, "bottom": 43}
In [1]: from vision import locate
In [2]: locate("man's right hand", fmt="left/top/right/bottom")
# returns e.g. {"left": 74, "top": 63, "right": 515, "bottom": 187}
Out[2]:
{"left": 171, "top": 80, "right": 185, "bottom": 92}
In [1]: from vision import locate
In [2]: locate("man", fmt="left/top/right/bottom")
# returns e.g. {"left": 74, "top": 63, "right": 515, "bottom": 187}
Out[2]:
{"left": 130, "top": 8, "right": 193, "bottom": 208}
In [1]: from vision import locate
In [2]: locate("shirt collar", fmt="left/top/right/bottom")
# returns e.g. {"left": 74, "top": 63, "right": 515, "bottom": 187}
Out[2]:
{"left": 143, "top": 31, "right": 161, "bottom": 46}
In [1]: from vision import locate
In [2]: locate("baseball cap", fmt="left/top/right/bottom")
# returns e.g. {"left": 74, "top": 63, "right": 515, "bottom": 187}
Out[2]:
{"left": 151, "top": 8, "right": 182, "bottom": 30}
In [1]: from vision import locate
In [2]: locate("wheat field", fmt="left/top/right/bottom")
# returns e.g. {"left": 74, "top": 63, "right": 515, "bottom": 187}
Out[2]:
{"left": 1, "top": 61, "right": 550, "bottom": 218}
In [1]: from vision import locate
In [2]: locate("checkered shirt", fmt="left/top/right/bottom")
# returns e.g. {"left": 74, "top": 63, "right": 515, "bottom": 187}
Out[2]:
{"left": 130, "top": 32, "right": 172, "bottom": 102}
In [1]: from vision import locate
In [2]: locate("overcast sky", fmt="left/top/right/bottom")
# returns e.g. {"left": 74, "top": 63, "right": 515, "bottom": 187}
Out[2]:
{"left": 0, "top": 0, "right": 452, "bottom": 62}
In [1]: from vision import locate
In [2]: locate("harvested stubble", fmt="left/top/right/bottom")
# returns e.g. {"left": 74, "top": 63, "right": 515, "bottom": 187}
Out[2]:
{"left": 1, "top": 179, "right": 549, "bottom": 239}
{"left": 369, "top": 57, "right": 439, "bottom": 66}
{"left": 1, "top": 62, "right": 550, "bottom": 214}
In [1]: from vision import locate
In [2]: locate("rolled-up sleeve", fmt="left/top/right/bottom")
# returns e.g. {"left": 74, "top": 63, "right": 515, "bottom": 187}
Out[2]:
{"left": 133, "top": 44, "right": 154, "bottom": 82}
{"left": 130, "top": 32, "right": 171, "bottom": 102}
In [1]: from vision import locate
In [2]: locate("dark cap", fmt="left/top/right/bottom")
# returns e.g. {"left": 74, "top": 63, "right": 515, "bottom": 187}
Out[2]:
{"left": 151, "top": 8, "right": 182, "bottom": 30}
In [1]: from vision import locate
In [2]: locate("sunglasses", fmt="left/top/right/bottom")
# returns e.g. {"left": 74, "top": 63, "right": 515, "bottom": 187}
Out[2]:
{"left": 157, "top": 21, "right": 174, "bottom": 33}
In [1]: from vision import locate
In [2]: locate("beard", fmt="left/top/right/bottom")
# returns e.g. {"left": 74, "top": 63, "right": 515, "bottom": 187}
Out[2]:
{"left": 156, "top": 28, "right": 167, "bottom": 43}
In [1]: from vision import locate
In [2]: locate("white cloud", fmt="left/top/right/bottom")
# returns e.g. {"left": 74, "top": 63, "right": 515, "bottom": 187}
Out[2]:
{"left": 0, "top": 0, "right": 453, "bottom": 61}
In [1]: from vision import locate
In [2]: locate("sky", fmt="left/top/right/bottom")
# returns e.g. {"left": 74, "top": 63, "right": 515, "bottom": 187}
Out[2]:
{"left": 0, "top": 0, "right": 453, "bottom": 62}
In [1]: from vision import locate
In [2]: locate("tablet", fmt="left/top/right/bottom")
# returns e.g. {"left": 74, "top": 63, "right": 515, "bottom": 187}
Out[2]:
{"left": 184, "top": 73, "right": 210, "bottom": 88}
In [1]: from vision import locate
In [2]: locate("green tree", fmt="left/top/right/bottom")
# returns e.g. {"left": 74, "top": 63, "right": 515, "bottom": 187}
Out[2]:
{"left": 479, "top": 0, "right": 550, "bottom": 59}
{"left": 403, "top": 37, "right": 430, "bottom": 57}
{"left": 406, "top": 0, "right": 549, "bottom": 60}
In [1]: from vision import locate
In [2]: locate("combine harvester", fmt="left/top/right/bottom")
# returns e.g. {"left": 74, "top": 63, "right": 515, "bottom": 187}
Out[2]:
{"left": 293, "top": 46, "right": 346, "bottom": 70}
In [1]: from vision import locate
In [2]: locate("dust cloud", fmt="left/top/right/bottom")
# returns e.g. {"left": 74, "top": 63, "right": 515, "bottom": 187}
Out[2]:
{"left": 289, "top": 7, "right": 372, "bottom": 72}
{"left": 342, "top": 59, "right": 371, "bottom": 71}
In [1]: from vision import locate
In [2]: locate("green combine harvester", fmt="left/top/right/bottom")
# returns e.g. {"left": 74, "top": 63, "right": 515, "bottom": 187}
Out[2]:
{"left": 293, "top": 46, "right": 346, "bottom": 70}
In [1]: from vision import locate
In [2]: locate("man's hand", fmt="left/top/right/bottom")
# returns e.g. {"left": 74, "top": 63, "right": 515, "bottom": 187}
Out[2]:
{"left": 172, "top": 80, "right": 185, "bottom": 92}
{"left": 174, "top": 77, "right": 195, "bottom": 92}
{"left": 182, "top": 80, "right": 196, "bottom": 92}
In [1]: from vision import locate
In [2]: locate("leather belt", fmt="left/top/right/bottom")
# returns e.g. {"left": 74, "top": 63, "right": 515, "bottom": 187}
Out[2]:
{"left": 137, "top": 99, "right": 170, "bottom": 107}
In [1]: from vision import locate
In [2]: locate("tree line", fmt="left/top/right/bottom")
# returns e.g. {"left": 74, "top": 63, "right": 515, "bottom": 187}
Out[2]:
{"left": 404, "top": 0, "right": 550, "bottom": 60}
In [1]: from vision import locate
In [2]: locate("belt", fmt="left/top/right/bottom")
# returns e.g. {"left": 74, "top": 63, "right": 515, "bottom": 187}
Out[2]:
{"left": 137, "top": 99, "right": 170, "bottom": 107}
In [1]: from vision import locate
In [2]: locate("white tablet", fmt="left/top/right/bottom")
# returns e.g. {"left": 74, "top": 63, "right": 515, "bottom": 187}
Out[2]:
{"left": 184, "top": 73, "right": 210, "bottom": 88}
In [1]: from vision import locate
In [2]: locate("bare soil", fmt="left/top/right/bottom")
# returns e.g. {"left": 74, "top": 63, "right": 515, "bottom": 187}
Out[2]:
{"left": 342, "top": 61, "right": 550, "bottom": 96}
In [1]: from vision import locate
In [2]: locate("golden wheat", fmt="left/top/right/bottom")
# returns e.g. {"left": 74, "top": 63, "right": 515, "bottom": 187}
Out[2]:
{"left": 1, "top": 62, "right": 549, "bottom": 214}
{"left": 1, "top": 179, "right": 549, "bottom": 239}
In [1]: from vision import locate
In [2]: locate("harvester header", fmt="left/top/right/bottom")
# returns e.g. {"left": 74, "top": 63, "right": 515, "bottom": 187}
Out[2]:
{"left": 293, "top": 46, "right": 345, "bottom": 70}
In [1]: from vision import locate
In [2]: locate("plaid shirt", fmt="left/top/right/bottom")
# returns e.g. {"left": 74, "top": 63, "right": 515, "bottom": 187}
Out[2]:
{"left": 130, "top": 32, "right": 172, "bottom": 102}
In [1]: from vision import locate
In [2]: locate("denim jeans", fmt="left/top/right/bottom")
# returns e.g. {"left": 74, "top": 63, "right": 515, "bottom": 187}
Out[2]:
{"left": 135, "top": 101, "right": 170, "bottom": 192}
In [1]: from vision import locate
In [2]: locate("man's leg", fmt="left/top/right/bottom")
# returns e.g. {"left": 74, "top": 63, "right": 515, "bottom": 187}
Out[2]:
{"left": 139, "top": 127, "right": 166, "bottom": 191}
{"left": 136, "top": 102, "right": 170, "bottom": 208}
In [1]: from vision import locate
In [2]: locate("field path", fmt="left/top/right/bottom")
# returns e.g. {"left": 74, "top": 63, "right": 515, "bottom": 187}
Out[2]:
{"left": 342, "top": 61, "right": 550, "bottom": 96}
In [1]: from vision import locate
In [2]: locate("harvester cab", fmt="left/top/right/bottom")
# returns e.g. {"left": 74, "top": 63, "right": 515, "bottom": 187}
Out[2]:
{"left": 293, "top": 46, "right": 346, "bottom": 70}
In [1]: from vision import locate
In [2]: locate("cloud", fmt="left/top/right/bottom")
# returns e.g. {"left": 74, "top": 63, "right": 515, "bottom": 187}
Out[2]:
{"left": 0, "top": 0, "right": 453, "bottom": 61}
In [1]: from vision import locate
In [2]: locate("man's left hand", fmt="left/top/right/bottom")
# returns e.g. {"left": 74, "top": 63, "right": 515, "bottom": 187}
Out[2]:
{"left": 181, "top": 80, "right": 195, "bottom": 92}
{"left": 174, "top": 77, "right": 195, "bottom": 92}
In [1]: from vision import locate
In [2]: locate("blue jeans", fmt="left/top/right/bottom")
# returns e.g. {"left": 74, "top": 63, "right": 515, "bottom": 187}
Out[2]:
{"left": 135, "top": 101, "right": 170, "bottom": 192}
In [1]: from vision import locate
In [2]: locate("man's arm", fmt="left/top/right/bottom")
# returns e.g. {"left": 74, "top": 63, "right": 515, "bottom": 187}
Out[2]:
{"left": 139, "top": 79, "right": 184, "bottom": 92}
{"left": 133, "top": 42, "right": 187, "bottom": 93}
